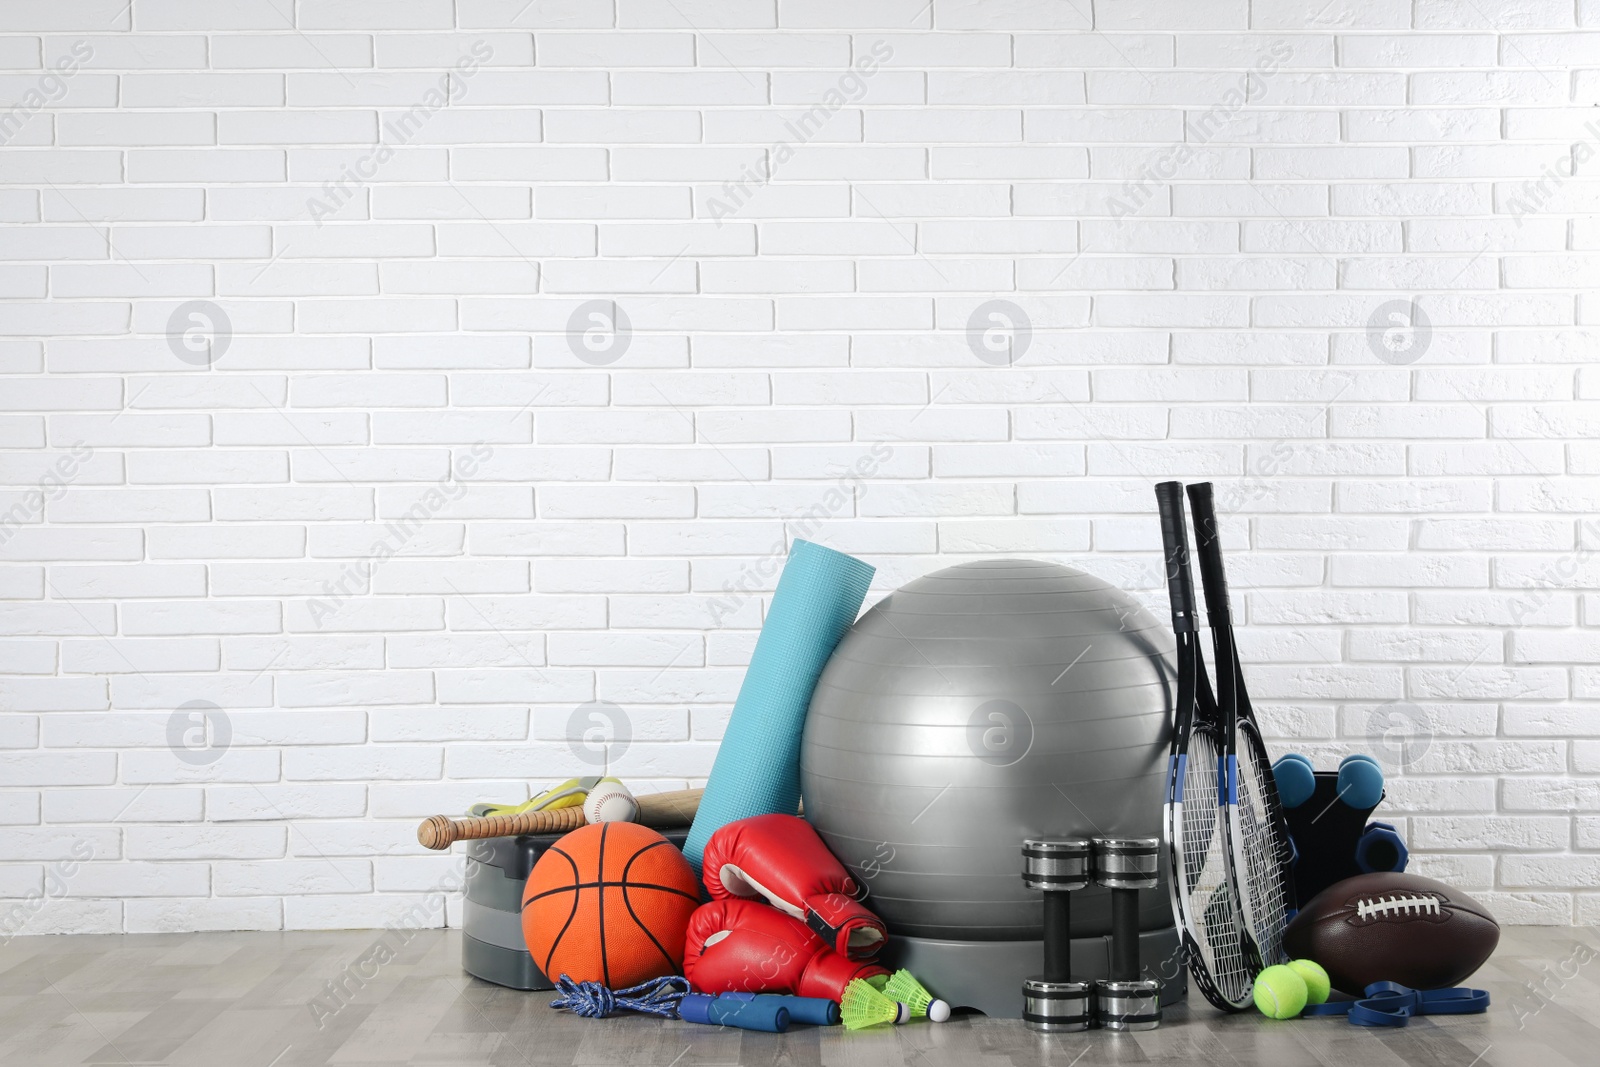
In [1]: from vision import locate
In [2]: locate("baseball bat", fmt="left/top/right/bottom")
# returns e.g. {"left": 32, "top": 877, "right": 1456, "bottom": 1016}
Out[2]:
{"left": 417, "top": 787, "right": 704, "bottom": 850}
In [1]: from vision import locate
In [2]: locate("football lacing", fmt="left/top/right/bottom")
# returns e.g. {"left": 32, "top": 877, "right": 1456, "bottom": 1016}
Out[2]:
{"left": 1354, "top": 893, "right": 1442, "bottom": 921}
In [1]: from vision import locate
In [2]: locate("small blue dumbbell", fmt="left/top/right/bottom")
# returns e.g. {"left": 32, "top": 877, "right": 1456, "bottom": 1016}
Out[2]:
{"left": 1272, "top": 753, "right": 1317, "bottom": 809}
{"left": 1337, "top": 754, "right": 1385, "bottom": 810}
{"left": 1355, "top": 821, "right": 1409, "bottom": 873}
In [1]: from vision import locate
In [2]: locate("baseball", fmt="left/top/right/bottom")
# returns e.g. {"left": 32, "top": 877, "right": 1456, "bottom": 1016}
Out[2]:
{"left": 583, "top": 780, "right": 639, "bottom": 823}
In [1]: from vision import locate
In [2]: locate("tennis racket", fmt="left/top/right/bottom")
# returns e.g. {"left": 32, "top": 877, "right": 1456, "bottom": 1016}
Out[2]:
{"left": 1155, "top": 481, "right": 1254, "bottom": 1012}
{"left": 1185, "top": 481, "right": 1296, "bottom": 977}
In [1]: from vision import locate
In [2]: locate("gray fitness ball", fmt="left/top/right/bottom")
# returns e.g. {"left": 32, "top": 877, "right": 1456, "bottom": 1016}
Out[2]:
{"left": 801, "top": 559, "right": 1174, "bottom": 941}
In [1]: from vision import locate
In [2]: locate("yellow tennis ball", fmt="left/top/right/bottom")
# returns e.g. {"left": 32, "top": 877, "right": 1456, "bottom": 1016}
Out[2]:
{"left": 1287, "top": 959, "right": 1330, "bottom": 1006}
{"left": 1252, "top": 965, "right": 1308, "bottom": 1020}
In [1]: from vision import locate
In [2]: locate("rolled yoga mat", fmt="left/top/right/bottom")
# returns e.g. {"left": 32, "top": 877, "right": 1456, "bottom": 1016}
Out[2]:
{"left": 683, "top": 538, "right": 875, "bottom": 873}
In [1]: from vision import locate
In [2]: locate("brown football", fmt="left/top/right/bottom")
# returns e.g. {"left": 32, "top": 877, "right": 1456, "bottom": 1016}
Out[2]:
{"left": 1282, "top": 871, "right": 1499, "bottom": 996}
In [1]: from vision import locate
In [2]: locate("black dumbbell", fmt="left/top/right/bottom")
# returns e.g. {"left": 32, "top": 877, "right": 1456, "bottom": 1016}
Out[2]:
{"left": 1092, "top": 837, "right": 1161, "bottom": 1031}
{"left": 1021, "top": 838, "right": 1091, "bottom": 1032}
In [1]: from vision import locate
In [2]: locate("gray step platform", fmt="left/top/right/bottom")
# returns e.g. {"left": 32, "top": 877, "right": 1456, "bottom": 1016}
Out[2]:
{"left": 462, "top": 826, "right": 691, "bottom": 992}
{"left": 879, "top": 927, "right": 1187, "bottom": 1019}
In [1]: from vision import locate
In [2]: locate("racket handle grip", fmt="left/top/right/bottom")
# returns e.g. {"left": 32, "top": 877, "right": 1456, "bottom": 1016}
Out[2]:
{"left": 1154, "top": 481, "right": 1196, "bottom": 633}
{"left": 1184, "top": 481, "right": 1232, "bottom": 625}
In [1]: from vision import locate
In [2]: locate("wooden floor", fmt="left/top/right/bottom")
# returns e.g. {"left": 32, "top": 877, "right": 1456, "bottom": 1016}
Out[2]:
{"left": 0, "top": 925, "right": 1592, "bottom": 1066}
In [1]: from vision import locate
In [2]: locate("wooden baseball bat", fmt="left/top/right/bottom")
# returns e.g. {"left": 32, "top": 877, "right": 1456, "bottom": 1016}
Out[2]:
{"left": 417, "top": 787, "right": 704, "bottom": 850}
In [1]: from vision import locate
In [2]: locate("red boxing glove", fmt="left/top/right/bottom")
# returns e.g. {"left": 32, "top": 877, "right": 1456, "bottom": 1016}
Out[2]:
{"left": 683, "top": 898, "right": 888, "bottom": 1000}
{"left": 701, "top": 814, "right": 887, "bottom": 959}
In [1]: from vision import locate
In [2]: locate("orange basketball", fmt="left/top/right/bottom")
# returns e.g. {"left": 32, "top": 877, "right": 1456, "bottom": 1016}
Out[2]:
{"left": 522, "top": 822, "right": 700, "bottom": 988}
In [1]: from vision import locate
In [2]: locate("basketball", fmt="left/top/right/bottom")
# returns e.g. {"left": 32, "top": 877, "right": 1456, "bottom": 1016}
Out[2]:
{"left": 522, "top": 821, "right": 700, "bottom": 988}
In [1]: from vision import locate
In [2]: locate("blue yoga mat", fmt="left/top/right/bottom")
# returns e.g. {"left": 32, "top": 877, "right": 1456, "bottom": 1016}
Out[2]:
{"left": 684, "top": 539, "right": 875, "bottom": 873}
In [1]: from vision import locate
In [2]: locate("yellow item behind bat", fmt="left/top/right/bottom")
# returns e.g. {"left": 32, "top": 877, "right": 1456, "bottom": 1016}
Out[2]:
{"left": 470, "top": 776, "right": 617, "bottom": 818}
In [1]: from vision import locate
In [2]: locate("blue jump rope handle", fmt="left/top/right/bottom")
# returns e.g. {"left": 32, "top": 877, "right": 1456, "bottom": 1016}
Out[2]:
{"left": 678, "top": 993, "right": 791, "bottom": 1033}
{"left": 717, "top": 992, "right": 840, "bottom": 1026}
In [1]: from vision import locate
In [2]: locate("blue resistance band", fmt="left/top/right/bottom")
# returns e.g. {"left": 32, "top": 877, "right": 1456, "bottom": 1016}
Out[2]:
{"left": 1302, "top": 981, "right": 1489, "bottom": 1028}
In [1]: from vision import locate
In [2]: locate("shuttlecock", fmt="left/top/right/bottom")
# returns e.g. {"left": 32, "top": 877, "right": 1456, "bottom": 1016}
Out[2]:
{"left": 884, "top": 969, "right": 950, "bottom": 1023}
{"left": 840, "top": 978, "right": 909, "bottom": 1030}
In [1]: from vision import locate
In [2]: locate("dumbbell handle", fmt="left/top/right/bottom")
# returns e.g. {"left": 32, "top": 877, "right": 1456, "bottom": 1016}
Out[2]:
{"left": 1042, "top": 892, "right": 1071, "bottom": 982}
{"left": 1110, "top": 888, "right": 1138, "bottom": 982}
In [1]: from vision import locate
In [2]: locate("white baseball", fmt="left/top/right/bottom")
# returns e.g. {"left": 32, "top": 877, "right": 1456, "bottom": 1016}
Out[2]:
{"left": 583, "top": 782, "right": 638, "bottom": 823}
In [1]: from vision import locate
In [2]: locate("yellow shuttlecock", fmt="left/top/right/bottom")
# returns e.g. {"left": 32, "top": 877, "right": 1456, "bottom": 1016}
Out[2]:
{"left": 840, "top": 978, "right": 909, "bottom": 1030}
{"left": 884, "top": 969, "right": 951, "bottom": 1023}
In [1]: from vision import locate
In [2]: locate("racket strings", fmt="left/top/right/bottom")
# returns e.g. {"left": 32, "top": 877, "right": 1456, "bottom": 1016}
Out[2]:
{"left": 1233, "top": 740, "right": 1292, "bottom": 967}
{"left": 1177, "top": 729, "right": 1252, "bottom": 1006}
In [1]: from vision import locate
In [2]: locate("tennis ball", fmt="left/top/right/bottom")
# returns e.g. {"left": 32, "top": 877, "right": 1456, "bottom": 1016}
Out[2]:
{"left": 1252, "top": 965, "right": 1308, "bottom": 1020}
{"left": 1287, "top": 959, "right": 1330, "bottom": 1006}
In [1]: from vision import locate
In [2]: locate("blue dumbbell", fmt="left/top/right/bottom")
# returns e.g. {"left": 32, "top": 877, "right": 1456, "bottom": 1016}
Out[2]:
{"left": 1272, "top": 753, "right": 1317, "bottom": 809}
{"left": 1337, "top": 754, "right": 1385, "bottom": 810}
{"left": 1355, "top": 821, "right": 1409, "bottom": 873}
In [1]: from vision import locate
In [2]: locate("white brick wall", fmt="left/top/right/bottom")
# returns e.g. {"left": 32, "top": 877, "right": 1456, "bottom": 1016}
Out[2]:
{"left": 1, "top": 0, "right": 1598, "bottom": 933}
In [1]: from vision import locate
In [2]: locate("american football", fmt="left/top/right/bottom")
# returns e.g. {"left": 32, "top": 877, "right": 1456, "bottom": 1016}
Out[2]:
{"left": 1282, "top": 871, "right": 1499, "bottom": 996}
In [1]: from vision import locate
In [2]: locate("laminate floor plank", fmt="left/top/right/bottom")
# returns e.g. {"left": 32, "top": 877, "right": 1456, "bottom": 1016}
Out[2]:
{"left": 0, "top": 927, "right": 1592, "bottom": 1066}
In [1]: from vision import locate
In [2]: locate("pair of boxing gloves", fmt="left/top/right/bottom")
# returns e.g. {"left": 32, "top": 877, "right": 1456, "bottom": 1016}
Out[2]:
{"left": 685, "top": 814, "right": 890, "bottom": 1000}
